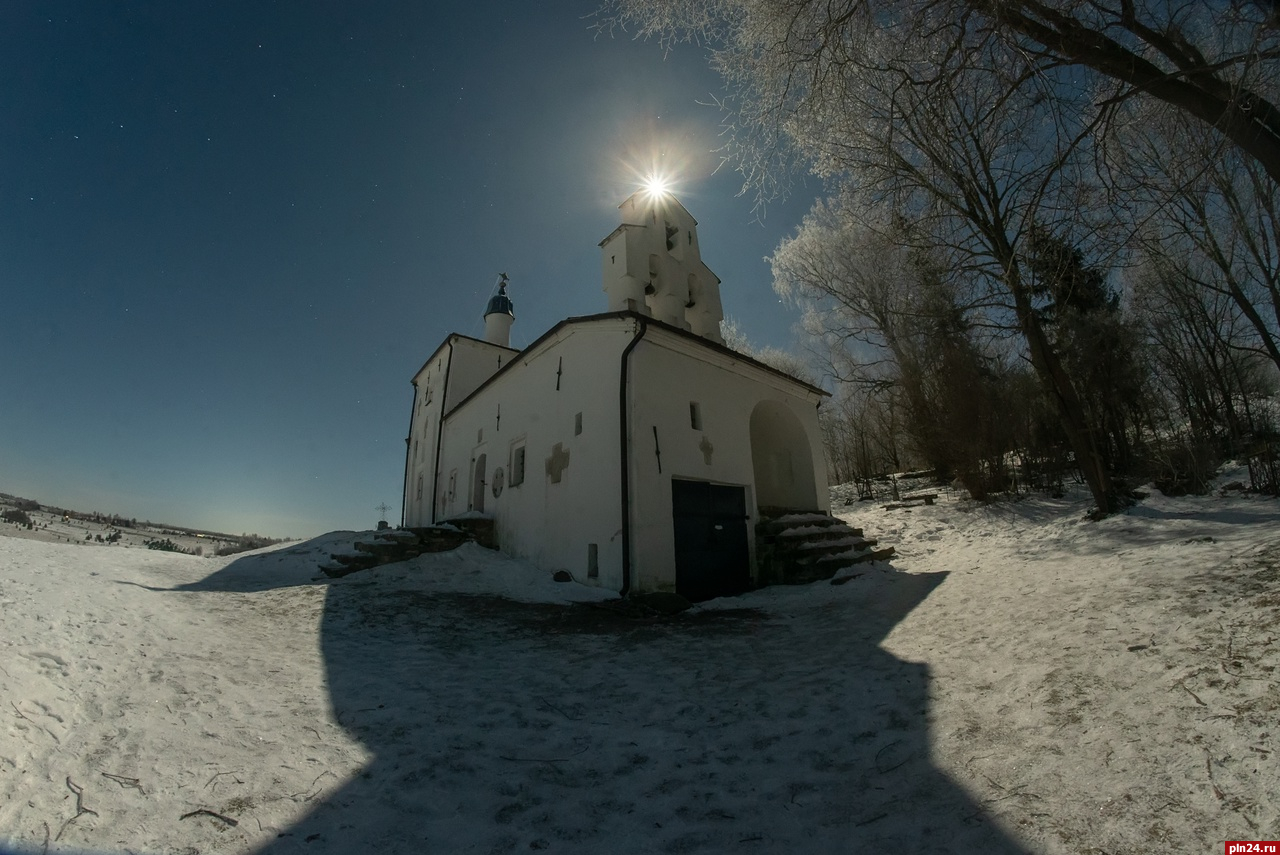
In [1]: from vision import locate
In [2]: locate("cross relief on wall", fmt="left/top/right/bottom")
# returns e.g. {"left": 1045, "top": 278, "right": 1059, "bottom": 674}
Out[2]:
{"left": 545, "top": 443, "right": 570, "bottom": 484}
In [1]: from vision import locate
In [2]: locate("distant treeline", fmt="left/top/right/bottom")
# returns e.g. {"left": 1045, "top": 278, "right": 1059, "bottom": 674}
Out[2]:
{"left": 215, "top": 535, "right": 285, "bottom": 557}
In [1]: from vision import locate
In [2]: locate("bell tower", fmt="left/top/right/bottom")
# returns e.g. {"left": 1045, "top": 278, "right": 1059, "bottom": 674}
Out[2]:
{"left": 599, "top": 190, "right": 724, "bottom": 344}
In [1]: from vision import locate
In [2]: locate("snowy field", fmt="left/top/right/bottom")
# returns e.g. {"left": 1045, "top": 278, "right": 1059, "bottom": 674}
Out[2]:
{"left": 1, "top": 481, "right": 1277, "bottom": 854}
{"left": 0, "top": 507, "right": 240, "bottom": 556}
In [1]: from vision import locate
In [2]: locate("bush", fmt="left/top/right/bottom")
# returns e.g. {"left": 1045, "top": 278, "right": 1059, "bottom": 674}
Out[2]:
{"left": 1245, "top": 435, "right": 1280, "bottom": 497}
{"left": 1147, "top": 438, "right": 1219, "bottom": 497}
{"left": 2, "top": 509, "right": 32, "bottom": 526}
{"left": 143, "top": 537, "right": 192, "bottom": 554}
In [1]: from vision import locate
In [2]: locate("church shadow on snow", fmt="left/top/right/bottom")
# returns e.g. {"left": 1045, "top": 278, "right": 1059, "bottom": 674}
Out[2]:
{"left": 179, "top": 541, "right": 1030, "bottom": 854}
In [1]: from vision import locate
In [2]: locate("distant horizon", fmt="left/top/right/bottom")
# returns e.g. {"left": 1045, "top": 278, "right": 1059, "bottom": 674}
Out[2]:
{"left": 0, "top": 486, "right": 301, "bottom": 541}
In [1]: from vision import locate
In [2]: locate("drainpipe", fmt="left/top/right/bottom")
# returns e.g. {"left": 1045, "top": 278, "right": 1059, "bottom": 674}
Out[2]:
{"left": 401, "top": 384, "right": 418, "bottom": 528}
{"left": 618, "top": 317, "right": 648, "bottom": 597}
{"left": 430, "top": 342, "right": 455, "bottom": 525}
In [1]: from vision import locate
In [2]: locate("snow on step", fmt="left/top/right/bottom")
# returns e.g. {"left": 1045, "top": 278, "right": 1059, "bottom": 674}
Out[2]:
{"left": 774, "top": 512, "right": 833, "bottom": 524}
{"left": 777, "top": 523, "right": 856, "bottom": 537}
{"left": 378, "top": 529, "right": 419, "bottom": 543}
{"left": 798, "top": 536, "right": 869, "bottom": 550}
{"left": 817, "top": 546, "right": 882, "bottom": 562}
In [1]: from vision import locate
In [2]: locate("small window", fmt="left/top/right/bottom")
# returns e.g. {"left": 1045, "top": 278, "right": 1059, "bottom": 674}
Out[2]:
{"left": 587, "top": 543, "right": 599, "bottom": 579}
{"left": 477, "top": 428, "right": 483, "bottom": 443}
{"left": 575, "top": 412, "right": 583, "bottom": 436}
{"left": 448, "top": 470, "right": 457, "bottom": 499}
{"left": 511, "top": 444, "right": 526, "bottom": 487}
{"left": 413, "top": 439, "right": 418, "bottom": 460}
{"left": 416, "top": 474, "right": 423, "bottom": 500}
{"left": 689, "top": 402, "right": 702, "bottom": 431}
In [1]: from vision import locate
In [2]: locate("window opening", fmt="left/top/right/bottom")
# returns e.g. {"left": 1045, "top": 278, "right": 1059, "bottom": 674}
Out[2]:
{"left": 511, "top": 444, "right": 526, "bottom": 487}
{"left": 690, "top": 402, "right": 702, "bottom": 431}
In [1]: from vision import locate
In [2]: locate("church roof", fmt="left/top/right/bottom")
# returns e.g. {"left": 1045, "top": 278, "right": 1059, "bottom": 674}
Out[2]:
{"left": 440, "top": 310, "right": 828, "bottom": 418}
{"left": 410, "top": 332, "right": 518, "bottom": 385}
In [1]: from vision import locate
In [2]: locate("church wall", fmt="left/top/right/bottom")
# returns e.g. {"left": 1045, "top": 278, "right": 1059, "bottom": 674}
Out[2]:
{"left": 402, "top": 335, "right": 518, "bottom": 529}
{"left": 626, "top": 328, "right": 829, "bottom": 593}
{"left": 443, "top": 336, "right": 517, "bottom": 411}
{"left": 403, "top": 350, "right": 448, "bottom": 528}
{"left": 434, "top": 318, "right": 637, "bottom": 590}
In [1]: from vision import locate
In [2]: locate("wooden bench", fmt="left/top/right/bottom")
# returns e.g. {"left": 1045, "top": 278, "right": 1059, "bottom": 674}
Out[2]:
{"left": 884, "top": 493, "right": 939, "bottom": 510}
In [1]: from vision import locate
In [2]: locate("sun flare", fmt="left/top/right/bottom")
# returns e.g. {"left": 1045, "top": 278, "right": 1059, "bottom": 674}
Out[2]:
{"left": 642, "top": 174, "right": 671, "bottom": 197}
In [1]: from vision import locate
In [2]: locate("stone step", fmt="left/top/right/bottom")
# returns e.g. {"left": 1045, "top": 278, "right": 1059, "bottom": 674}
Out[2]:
{"left": 319, "top": 524, "right": 472, "bottom": 577}
{"left": 756, "top": 514, "right": 844, "bottom": 537}
{"left": 754, "top": 514, "right": 894, "bottom": 587}
{"left": 774, "top": 546, "right": 896, "bottom": 583}
{"left": 774, "top": 525, "right": 865, "bottom": 543}
{"left": 794, "top": 536, "right": 879, "bottom": 558}
{"left": 353, "top": 539, "right": 411, "bottom": 557}
{"left": 377, "top": 528, "right": 420, "bottom": 544}
{"left": 808, "top": 547, "right": 901, "bottom": 568}
{"left": 430, "top": 516, "right": 496, "bottom": 549}
{"left": 321, "top": 551, "right": 380, "bottom": 578}
{"left": 809, "top": 545, "right": 895, "bottom": 565}
{"left": 405, "top": 525, "right": 471, "bottom": 552}
{"left": 796, "top": 534, "right": 874, "bottom": 550}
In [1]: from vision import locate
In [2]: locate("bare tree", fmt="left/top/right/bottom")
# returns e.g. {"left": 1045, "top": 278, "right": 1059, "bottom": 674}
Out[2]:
{"left": 774, "top": 206, "right": 1020, "bottom": 494}
{"left": 602, "top": 0, "right": 1280, "bottom": 190}
{"left": 781, "top": 17, "right": 1126, "bottom": 509}
{"left": 1113, "top": 103, "right": 1280, "bottom": 374}
{"left": 1133, "top": 251, "right": 1277, "bottom": 446}
{"left": 719, "top": 316, "right": 820, "bottom": 384}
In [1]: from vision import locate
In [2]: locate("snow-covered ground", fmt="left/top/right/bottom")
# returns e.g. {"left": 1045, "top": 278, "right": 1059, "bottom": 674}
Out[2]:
{"left": 1, "top": 481, "right": 1277, "bottom": 853}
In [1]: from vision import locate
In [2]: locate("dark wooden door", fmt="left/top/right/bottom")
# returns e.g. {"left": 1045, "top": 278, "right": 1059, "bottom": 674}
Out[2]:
{"left": 671, "top": 479, "right": 749, "bottom": 602}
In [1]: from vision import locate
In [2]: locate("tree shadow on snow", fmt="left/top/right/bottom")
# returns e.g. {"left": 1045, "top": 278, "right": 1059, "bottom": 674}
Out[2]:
{"left": 180, "top": 541, "right": 1031, "bottom": 854}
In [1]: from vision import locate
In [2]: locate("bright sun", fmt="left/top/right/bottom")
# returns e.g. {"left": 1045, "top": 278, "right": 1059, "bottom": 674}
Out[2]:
{"left": 642, "top": 174, "right": 671, "bottom": 197}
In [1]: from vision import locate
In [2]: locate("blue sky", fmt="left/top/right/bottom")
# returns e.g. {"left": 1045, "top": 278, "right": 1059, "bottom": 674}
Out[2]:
{"left": 0, "top": 1, "right": 821, "bottom": 537}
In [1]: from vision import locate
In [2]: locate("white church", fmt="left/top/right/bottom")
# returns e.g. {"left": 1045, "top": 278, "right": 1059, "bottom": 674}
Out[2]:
{"left": 401, "top": 189, "right": 832, "bottom": 601}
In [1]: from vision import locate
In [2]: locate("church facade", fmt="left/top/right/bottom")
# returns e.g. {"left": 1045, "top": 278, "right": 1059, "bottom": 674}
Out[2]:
{"left": 401, "top": 191, "right": 829, "bottom": 600}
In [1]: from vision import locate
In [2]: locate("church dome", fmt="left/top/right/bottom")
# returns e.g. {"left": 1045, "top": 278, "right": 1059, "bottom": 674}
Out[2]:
{"left": 484, "top": 277, "right": 514, "bottom": 318}
{"left": 485, "top": 290, "right": 514, "bottom": 318}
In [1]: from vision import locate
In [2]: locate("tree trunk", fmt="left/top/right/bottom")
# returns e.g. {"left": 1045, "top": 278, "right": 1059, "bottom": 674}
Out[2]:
{"left": 1003, "top": 263, "right": 1123, "bottom": 514}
